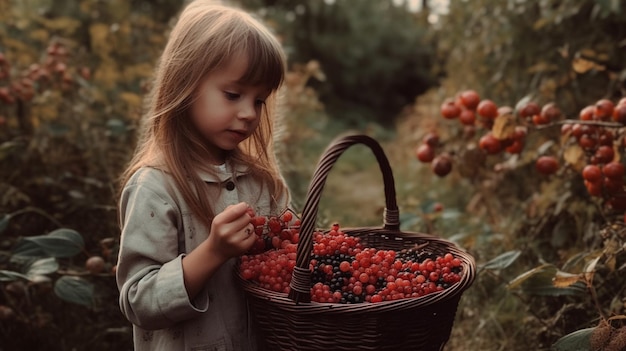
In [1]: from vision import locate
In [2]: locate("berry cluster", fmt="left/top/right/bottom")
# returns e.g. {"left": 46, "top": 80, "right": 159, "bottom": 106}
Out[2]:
{"left": 240, "top": 223, "right": 464, "bottom": 304}
{"left": 417, "top": 90, "right": 532, "bottom": 178}
{"left": 416, "top": 90, "right": 626, "bottom": 219}
{"left": 564, "top": 98, "right": 626, "bottom": 211}
{"left": 246, "top": 210, "right": 300, "bottom": 254}
{"left": 0, "top": 41, "right": 88, "bottom": 106}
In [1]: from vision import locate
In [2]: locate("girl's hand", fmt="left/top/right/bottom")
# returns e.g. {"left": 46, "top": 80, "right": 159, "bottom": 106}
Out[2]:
{"left": 180, "top": 202, "right": 256, "bottom": 299}
{"left": 207, "top": 202, "right": 256, "bottom": 261}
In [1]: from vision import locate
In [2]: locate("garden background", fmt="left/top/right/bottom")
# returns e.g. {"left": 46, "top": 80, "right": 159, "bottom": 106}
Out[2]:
{"left": 1, "top": 0, "right": 625, "bottom": 350}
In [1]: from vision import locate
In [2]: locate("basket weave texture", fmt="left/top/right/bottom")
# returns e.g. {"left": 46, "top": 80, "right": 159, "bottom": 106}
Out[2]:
{"left": 237, "top": 134, "right": 476, "bottom": 351}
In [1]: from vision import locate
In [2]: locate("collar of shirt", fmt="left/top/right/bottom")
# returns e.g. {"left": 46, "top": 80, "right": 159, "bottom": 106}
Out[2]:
{"left": 195, "top": 162, "right": 250, "bottom": 183}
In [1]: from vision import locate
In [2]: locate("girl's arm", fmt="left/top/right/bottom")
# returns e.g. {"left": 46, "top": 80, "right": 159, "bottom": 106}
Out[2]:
{"left": 116, "top": 170, "right": 256, "bottom": 330}
{"left": 181, "top": 202, "right": 256, "bottom": 299}
{"left": 117, "top": 179, "right": 193, "bottom": 330}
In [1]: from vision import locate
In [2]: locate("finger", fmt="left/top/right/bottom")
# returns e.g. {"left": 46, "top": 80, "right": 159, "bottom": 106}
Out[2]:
{"left": 215, "top": 202, "right": 250, "bottom": 224}
{"left": 241, "top": 225, "right": 257, "bottom": 249}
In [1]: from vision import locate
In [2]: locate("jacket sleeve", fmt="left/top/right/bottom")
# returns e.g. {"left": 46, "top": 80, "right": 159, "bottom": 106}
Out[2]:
{"left": 116, "top": 174, "right": 209, "bottom": 330}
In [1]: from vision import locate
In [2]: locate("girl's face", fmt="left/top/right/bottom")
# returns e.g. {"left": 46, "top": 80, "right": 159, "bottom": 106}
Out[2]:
{"left": 190, "top": 55, "right": 270, "bottom": 163}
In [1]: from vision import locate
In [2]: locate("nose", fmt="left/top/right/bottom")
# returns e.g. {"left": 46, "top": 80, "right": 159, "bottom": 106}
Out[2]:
{"left": 237, "top": 100, "right": 258, "bottom": 121}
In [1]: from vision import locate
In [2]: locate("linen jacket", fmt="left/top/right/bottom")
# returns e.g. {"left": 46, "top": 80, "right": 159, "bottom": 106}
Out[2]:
{"left": 116, "top": 164, "right": 287, "bottom": 351}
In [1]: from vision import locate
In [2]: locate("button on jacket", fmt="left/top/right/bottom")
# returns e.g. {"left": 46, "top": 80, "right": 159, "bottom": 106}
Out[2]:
{"left": 116, "top": 164, "right": 288, "bottom": 351}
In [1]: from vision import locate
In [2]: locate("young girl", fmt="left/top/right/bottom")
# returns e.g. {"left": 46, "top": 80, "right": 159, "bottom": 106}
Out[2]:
{"left": 115, "top": 1, "right": 290, "bottom": 350}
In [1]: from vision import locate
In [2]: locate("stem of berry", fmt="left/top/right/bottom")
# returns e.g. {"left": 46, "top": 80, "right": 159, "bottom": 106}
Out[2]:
{"left": 532, "top": 119, "right": 624, "bottom": 130}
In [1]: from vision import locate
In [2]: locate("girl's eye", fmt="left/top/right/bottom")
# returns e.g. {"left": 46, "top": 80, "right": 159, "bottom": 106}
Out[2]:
{"left": 255, "top": 99, "right": 266, "bottom": 106}
{"left": 224, "top": 92, "right": 240, "bottom": 100}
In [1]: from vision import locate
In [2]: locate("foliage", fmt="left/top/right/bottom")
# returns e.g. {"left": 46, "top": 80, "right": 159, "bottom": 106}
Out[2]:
{"left": 0, "top": 0, "right": 180, "bottom": 349}
{"left": 384, "top": 1, "right": 626, "bottom": 349}
{"left": 1, "top": 0, "right": 626, "bottom": 350}
{"left": 238, "top": 0, "right": 441, "bottom": 127}
{"left": 439, "top": 0, "right": 626, "bottom": 113}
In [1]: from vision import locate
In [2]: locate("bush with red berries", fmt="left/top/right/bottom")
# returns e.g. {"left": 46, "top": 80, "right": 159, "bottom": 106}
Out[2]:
{"left": 410, "top": 89, "right": 626, "bottom": 349}
{"left": 416, "top": 90, "right": 626, "bottom": 216}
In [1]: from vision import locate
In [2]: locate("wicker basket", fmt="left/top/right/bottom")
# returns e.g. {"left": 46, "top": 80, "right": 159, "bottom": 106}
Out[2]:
{"left": 238, "top": 134, "right": 476, "bottom": 351}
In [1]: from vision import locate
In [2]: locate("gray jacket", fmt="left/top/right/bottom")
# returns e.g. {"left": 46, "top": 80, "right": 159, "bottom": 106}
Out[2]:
{"left": 116, "top": 164, "right": 287, "bottom": 350}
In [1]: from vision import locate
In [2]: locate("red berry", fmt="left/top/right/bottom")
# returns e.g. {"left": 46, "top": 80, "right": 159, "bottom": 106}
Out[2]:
{"left": 598, "top": 131, "right": 614, "bottom": 146}
{"left": 578, "top": 134, "right": 597, "bottom": 150}
{"left": 477, "top": 99, "right": 498, "bottom": 119}
{"left": 582, "top": 165, "right": 602, "bottom": 183}
{"left": 433, "top": 202, "right": 444, "bottom": 212}
{"left": 535, "top": 156, "right": 559, "bottom": 175}
{"left": 440, "top": 99, "right": 461, "bottom": 119}
{"left": 479, "top": 133, "right": 502, "bottom": 154}
{"left": 613, "top": 104, "right": 626, "bottom": 124}
{"left": 271, "top": 236, "right": 281, "bottom": 249}
{"left": 579, "top": 105, "right": 594, "bottom": 120}
{"left": 561, "top": 123, "right": 573, "bottom": 135}
{"left": 339, "top": 261, "right": 351, "bottom": 273}
{"left": 594, "top": 146, "right": 615, "bottom": 164}
{"left": 268, "top": 217, "right": 282, "bottom": 234}
{"left": 570, "top": 124, "right": 586, "bottom": 139}
{"left": 431, "top": 154, "right": 453, "bottom": 177}
{"left": 281, "top": 211, "right": 293, "bottom": 223}
{"left": 532, "top": 113, "right": 550, "bottom": 125}
{"left": 505, "top": 139, "right": 524, "bottom": 154}
{"left": 422, "top": 132, "right": 439, "bottom": 147}
{"left": 585, "top": 180, "right": 603, "bottom": 197}
{"left": 541, "top": 102, "right": 561, "bottom": 121}
{"left": 603, "top": 162, "right": 625, "bottom": 180}
{"left": 415, "top": 143, "right": 435, "bottom": 163}
{"left": 459, "top": 90, "right": 480, "bottom": 110}
{"left": 458, "top": 109, "right": 476, "bottom": 125}
{"left": 593, "top": 99, "right": 614, "bottom": 121}
{"left": 518, "top": 101, "right": 541, "bottom": 119}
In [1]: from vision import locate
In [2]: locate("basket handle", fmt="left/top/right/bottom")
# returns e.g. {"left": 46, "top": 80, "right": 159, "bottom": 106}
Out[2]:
{"left": 288, "top": 134, "right": 399, "bottom": 303}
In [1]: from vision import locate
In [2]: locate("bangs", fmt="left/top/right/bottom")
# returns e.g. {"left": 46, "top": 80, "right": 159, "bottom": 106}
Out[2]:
{"left": 236, "top": 33, "right": 285, "bottom": 91}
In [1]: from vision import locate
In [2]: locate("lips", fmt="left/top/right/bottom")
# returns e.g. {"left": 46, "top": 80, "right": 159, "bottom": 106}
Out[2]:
{"left": 227, "top": 129, "right": 248, "bottom": 142}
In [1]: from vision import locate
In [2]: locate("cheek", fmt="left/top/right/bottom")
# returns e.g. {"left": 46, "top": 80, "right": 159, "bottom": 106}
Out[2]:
{"left": 191, "top": 93, "right": 222, "bottom": 124}
{"left": 189, "top": 99, "right": 207, "bottom": 128}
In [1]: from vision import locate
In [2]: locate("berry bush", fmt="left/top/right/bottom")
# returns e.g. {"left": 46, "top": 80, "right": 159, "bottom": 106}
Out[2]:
{"left": 405, "top": 89, "right": 626, "bottom": 350}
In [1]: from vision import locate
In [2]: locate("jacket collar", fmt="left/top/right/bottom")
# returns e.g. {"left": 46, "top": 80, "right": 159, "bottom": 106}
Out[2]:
{"left": 195, "top": 162, "right": 250, "bottom": 183}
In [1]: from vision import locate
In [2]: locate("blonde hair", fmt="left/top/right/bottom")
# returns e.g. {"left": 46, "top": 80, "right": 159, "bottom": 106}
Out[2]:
{"left": 119, "top": 0, "right": 288, "bottom": 228}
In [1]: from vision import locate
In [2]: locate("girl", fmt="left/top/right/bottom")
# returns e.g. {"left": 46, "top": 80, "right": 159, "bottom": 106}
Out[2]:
{"left": 115, "top": 1, "right": 290, "bottom": 350}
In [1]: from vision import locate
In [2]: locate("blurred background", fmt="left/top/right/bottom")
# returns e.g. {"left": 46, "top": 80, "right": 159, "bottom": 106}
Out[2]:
{"left": 1, "top": 0, "right": 625, "bottom": 350}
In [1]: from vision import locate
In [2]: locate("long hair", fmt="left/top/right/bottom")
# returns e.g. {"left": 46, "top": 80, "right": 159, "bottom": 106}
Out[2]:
{"left": 119, "top": 0, "right": 288, "bottom": 229}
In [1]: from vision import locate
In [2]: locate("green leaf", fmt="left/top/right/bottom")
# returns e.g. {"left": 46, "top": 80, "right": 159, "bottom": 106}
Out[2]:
{"left": 26, "top": 257, "right": 59, "bottom": 278}
{"left": 20, "top": 228, "right": 84, "bottom": 258}
{"left": 0, "top": 213, "right": 10, "bottom": 234}
{"left": 54, "top": 276, "right": 94, "bottom": 308}
{"left": 507, "top": 264, "right": 586, "bottom": 296}
{"left": 106, "top": 118, "right": 128, "bottom": 136}
{"left": 0, "top": 141, "right": 21, "bottom": 161}
{"left": 481, "top": 250, "right": 521, "bottom": 271}
{"left": 0, "top": 270, "right": 31, "bottom": 282}
{"left": 12, "top": 239, "right": 46, "bottom": 257}
{"left": 551, "top": 327, "right": 593, "bottom": 351}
